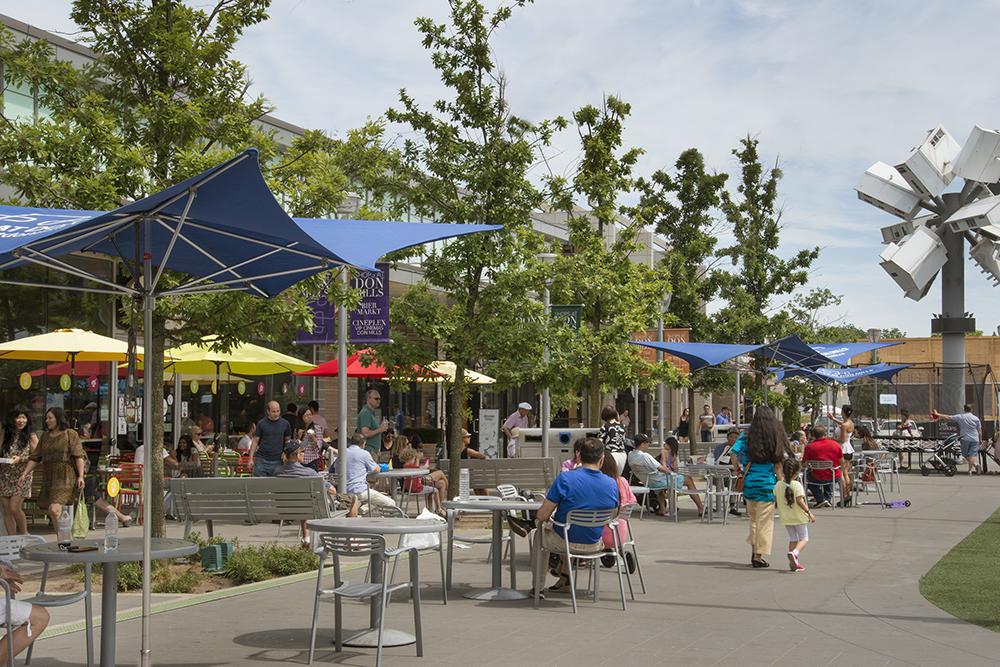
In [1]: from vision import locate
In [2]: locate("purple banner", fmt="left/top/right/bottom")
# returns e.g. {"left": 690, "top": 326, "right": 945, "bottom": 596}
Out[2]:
{"left": 349, "top": 263, "right": 390, "bottom": 344}
{"left": 295, "top": 295, "right": 336, "bottom": 345}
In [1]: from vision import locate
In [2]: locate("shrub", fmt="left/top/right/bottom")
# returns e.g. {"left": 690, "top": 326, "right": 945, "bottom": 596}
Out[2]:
{"left": 260, "top": 543, "right": 319, "bottom": 577}
{"left": 223, "top": 547, "right": 270, "bottom": 584}
{"left": 153, "top": 569, "right": 203, "bottom": 594}
{"left": 223, "top": 542, "right": 319, "bottom": 583}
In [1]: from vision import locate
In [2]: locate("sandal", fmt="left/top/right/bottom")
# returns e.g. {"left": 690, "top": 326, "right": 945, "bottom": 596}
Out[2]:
{"left": 545, "top": 575, "right": 572, "bottom": 593}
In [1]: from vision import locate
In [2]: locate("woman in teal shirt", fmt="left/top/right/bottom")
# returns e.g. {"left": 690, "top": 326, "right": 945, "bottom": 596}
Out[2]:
{"left": 729, "top": 406, "right": 788, "bottom": 568}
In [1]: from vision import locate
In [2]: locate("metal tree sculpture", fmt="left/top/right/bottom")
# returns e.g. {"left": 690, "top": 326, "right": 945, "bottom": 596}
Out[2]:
{"left": 857, "top": 125, "right": 1000, "bottom": 414}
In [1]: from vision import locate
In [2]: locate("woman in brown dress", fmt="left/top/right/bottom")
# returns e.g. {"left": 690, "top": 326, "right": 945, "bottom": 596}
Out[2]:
{"left": 18, "top": 407, "right": 85, "bottom": 528}
{"left": 0, "top": 407, "right": 38, "bottom": 535}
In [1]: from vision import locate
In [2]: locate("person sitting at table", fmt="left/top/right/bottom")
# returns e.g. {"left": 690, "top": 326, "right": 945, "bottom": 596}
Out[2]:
{"left": 460, "top": 429, "right": 486, "bottom": 460}
{"left": 0, "top": 559, "right": 49, "bottom": 663}
{"left": 173, "top": 435, "right": 201, "bottom": 477}
{"left": 189, "top": 425, "right": 214, "bottom": 455}
{"left": 342, "top": 432, "right": 397, "bottom": 511}
{"left": 277, "top": 441, "right": 358, "bottom": 546}
{"left": 235, "top": 422, "right": 255, "bottom": 454}
{"left": 133, "top": 441, "right": 178, "bottom": 471}
{"left": 82, "top": 458, "right": 134, "bottom": 527}
{"left": 856, "top": 424, "right": 879, "bottom": 451}
{"left": 528, "top": 437, "right": 619, "bottom": 597}
{"left": 599, "top": 452, "right": 636, "bottom": 572}
{"left": 802, "top": 425, "right": 844, "bottom": 508}
{"left": 658, "top": 436, "right": 705, "bottom": 516}
{"left": 376, "top": 431, "right": 397, "bottom": 466}
{"left": 399, "top": 446, "right": 448, "bottom": 516}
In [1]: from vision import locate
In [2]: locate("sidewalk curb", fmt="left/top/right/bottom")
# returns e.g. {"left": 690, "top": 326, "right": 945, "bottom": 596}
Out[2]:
{"left": 37, "top": 558, "right": 371, "bottom": 640}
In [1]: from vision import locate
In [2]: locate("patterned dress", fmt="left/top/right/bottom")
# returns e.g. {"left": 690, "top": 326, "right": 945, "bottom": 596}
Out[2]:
{"left": 30, "top": 429, "right": 85, "bottom": 506}
{"left": 0, "top": 431, "right": 33, "bottom": 497}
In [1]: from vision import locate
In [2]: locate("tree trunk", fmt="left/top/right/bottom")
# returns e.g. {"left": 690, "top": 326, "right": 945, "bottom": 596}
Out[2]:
{"left": 148, "top": 314, "right": 166, "bottom": 538}
{"left": 446, "top": 364, "right": 468, "bottom": 493}
{"left": 587, "top": 364, "right": 601, "bottom": 427}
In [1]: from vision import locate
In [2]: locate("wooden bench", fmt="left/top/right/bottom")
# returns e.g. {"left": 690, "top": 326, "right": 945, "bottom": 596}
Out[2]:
{"left": 169, "top": 477, "right": 345, "bottom": 538}
{"left": 438, "top": 457, "right": 558, "bottom": 494}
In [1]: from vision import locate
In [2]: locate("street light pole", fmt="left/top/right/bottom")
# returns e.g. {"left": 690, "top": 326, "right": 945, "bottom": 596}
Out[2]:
{"left": 868, "top": 328, "right": 882, "bottom": 427}
{"left": 537, "top": 253, "right": 557, "bottom": 458}
{"left": 657, "top": 293, "right": 672, "bottom": 448}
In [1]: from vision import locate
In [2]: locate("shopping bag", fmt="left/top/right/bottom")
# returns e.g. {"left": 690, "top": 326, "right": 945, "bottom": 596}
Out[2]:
{"left": 398, "top": 507, "right": 443, "bottom": 550}
{"left": 72, "top": 499, "right": 90, "bottom": 539}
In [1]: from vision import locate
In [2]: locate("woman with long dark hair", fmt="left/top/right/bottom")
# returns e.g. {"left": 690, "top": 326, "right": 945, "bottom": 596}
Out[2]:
{"left": 676, "top": 408, "right": 690, "bottom": 443}
{"left": 729, "top": 406, "right": 787, "bottom": 568}
{"left": 0, "top": 407, "right": 38, "bottom": 535}
{"left": 18, "top": 407, "right": 85, "bottom": 529}
{"left": 598, "top": 406, "right": 628, "bottom": 475}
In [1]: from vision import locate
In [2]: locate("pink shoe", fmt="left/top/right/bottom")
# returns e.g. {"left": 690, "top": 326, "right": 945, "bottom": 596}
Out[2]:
{"left": 791, "top": 552, "right": 805, "bottom": 572}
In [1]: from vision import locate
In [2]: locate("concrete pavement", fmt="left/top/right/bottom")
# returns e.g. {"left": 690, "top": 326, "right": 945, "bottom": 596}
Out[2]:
{"left": 25, "top": 473, "right": 1000, "bottom": 666}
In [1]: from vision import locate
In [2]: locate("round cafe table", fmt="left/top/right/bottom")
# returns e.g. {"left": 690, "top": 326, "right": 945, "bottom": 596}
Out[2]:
{"left": 371, "top": 468, "right": 428, "bottom": 513}
{"left": 306, "top": 516, "right": 446, "bottom": 648}
{"left": 442, "top": 498, "right": 542, "bottom": 601}
{"left": 21, "top": 537, "right": 198, "bottom": 667}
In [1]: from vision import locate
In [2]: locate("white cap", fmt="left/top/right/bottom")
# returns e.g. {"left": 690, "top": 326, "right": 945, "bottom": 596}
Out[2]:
{"left": 518, "top": 402, "right": 532, "bottom": 411}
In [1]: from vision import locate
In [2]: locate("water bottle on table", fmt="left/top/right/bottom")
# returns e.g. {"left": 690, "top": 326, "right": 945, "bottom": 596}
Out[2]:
{"left": 459, "top": 468, "right": 470, "bottom": 500}
{"left": 104, "top": 513, "right": 119, "bottom": 551}
{"left": 57, "top": 507, "right": 73, "bottom": 551}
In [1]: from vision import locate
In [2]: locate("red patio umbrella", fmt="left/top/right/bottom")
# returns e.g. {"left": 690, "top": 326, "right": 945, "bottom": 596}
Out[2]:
{"left": 29, "top": 360, "right": 136, "bottom": 378}
{"left": 293, "top": 348, "right": 442, "bottom": 379}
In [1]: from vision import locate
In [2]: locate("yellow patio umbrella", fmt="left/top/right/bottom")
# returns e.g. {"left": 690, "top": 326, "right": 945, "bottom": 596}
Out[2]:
{"left": 0, "top": 327, "right": 143, "bottom": 362}
{"left": 416, "top": 360, "right": 496, "bottom": 385}
{"left": 159, "top": 335, "right": 314, "bottom": 375}
{"left": 0, "top": 328, "right": 145, "bottom": 428}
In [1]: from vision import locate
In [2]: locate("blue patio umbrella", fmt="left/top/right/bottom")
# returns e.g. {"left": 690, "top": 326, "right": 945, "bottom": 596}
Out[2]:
{"left": 0, "top": 149, "right": 500, "bottom": 666}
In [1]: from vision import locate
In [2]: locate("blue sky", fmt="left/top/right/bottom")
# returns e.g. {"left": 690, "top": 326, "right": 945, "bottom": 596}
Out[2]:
{"left": 5, "top": 0, "right": 1000, "bottom": 337}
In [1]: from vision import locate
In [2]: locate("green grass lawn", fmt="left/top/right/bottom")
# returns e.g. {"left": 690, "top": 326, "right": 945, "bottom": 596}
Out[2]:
{"left": 920, "top": 506, "right": 1000, "bottom": 632}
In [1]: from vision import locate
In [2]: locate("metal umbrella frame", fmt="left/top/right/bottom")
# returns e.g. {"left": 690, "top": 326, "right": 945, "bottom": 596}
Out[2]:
{"left": 0, "top": 150, "right": 501, "bottom": 666}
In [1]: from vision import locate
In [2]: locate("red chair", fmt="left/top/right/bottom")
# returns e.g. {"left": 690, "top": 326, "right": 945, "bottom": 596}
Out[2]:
{"left": 235, "top": 455, "right": 253, "bottom": 477}
{"left": 115, "top": 463, "right": 143, "bottom": 525}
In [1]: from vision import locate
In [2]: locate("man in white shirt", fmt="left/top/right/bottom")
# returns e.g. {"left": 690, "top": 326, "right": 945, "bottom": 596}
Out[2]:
{"left": 502, "top": 402, "right": 532, "bottom": 458}
{"left": 344, "top": 434, "right": 396, "bottom": 510}
{"left": 626, "top": 433, "right": 673, "bottom": 516}
{"left": 133, "top": 442, "right": 177, "bottom": 469}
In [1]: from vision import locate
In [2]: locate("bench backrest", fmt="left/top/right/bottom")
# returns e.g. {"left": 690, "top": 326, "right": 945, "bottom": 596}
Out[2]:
{"left": 170, "top": 476, "right": 330, "bottom": 525}
{"left": 438, "top": 457, "right": 557, "bottom": 492}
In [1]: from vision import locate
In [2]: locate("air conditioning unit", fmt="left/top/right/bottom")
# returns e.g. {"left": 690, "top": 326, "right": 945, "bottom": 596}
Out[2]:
{"left": 943, "top": 194, "right": 1000, "bottom": 232}
{"left": 953, "top": 125, "right": 1000, "bottom": 183}
{"left": 978, "top": 223, "right": 1000, "bottom": 240}
{"left": 894, "top": 125, "right": 960, "bottom": 197}
{"left": 880, "top": 214, "right": 933, "bottom": 244}
{"left": 970, "top": 237, "right": 1000, "bottom": 285}
{"left": 879, "top": 225, "right": 948, "bottom": 294}
{"left": 857, "top": 162, "right": 923, "bottom": 219}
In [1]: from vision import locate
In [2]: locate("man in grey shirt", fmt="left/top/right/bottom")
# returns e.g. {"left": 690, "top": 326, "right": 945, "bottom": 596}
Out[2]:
{"left": 934, "top": 404, "right": 982, "bottom": 474}
{"left": 250, "top": 401, "right": 292, "bottom": 477}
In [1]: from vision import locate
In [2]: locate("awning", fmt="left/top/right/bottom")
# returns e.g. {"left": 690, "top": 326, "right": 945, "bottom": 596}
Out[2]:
{"left": 774, "top": 363, "right": 912, "bottom": 384}
{"left": 628, "top": 335, "right": 840, "bottom": 372}
{"left": 809, "top": 341, "right": 903, "bottom": 364}
{"left": 627, "top": 341, "right": 760, "bottom": 371}
{"left": 294, "top": 218, "right": 500, "bottom": 271}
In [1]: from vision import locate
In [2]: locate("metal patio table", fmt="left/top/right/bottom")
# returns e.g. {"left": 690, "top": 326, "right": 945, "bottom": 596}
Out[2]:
{"left": 306, "top": 516, "right": 446, "bottom": 648}
{"left": 21, "top": 537, "right": 197, "bottom": 667}
{"left": 442, "top": 498, "right": 542, "bottom": 601}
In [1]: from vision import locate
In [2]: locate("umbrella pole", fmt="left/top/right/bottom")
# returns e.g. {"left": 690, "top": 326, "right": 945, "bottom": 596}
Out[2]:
{"left": 140, "top": 228, "right": 154, "bottom": 667}
{"left": 212, "top": 362, "right": 220, "bottom": 476}
{"left": 337, "top": 269, "right": 349, "bottom": 496}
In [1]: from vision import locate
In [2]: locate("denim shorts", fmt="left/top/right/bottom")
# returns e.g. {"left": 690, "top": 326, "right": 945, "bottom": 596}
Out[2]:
{"left": 960, "top": 439, "right": 980, "bottom": 458}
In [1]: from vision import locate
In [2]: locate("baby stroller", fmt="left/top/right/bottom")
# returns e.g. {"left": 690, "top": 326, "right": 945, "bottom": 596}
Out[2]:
{"left": 920, "top": 434, "right": 961, "bottom": 477}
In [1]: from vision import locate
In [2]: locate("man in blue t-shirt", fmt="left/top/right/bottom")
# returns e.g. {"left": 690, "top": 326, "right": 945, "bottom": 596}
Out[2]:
{"left": 530, "top": 437, "right": 618, "bottom": 596}
{"left": 250, "top": 401, "right": 292, "bottom": 477}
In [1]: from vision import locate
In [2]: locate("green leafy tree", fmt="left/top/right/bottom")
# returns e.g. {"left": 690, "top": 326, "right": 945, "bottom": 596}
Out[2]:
{"left": 881, "top": 327, "right": 907, "bottom": 339}
{"left": 716, "top": 136, "right": 819, "bottom": 386}
{"left": 380, "top": 0, "right": 557, "bottom": 486}
{"left": 631, "top": 148, "right": 731, "bottom": 422}
{"left": 0, "top": 0, "right": 372, "bottom": 536}
{"left": 545, "top": 96, "right": 679, "bottom": 425}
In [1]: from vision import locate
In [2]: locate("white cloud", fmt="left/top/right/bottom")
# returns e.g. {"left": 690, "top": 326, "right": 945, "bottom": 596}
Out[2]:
{"left": 4, "top": 0, "right": 1000, "bottom": 336}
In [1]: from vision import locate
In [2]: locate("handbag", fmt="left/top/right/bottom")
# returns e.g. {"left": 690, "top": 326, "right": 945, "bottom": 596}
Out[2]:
{"left": 72, "top": 494, "right": 90, "bottom": 539}
{"left": 733, "top": 461, "right": 749, "bottom": 494}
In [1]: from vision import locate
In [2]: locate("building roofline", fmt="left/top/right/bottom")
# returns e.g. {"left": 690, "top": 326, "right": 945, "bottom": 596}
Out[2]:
{"left": 0, "top": 13, "right": 305, "bottom": 138}
{"left": 0, "top": 13, "right": 95, "bottom": 59}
